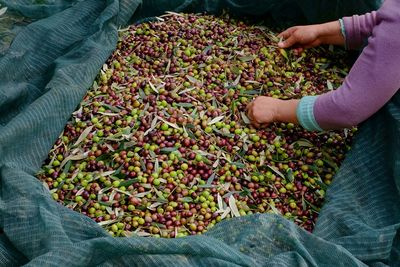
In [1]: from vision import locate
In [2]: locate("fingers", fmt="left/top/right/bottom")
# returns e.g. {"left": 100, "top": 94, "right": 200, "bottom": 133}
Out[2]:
{"left": 252, "top": 121, "right": 268, "bottom": 129}
{"left": 246, "top": 101, "right": 258, "bottom": 126}
{"left": 278, "top": 35, "right": 297, "bottom": 48}
{"left": 278, "top": 27, "right": 296, "bottom": 39}
{"left": 278, "top": 27, "right": 298, "bottom": 48}
{"left": 246, "top": 102, "right": 255, "bottom": 121}
{"left": 246, "top": 100, "right": 264, "bottom": 128}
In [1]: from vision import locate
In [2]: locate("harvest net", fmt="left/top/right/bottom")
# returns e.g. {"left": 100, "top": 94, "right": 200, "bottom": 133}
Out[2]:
{"left": 1, "top": 1, "right": 398, "bottom": 267}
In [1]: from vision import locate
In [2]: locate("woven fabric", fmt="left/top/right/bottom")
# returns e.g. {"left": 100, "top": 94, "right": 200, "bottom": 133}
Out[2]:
{"left": 1, "top": 0, "right": 395, "bottom": 266}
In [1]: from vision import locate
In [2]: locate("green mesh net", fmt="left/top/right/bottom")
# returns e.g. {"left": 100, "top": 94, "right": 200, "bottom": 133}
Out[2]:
{"left": 2, "top": 0, "right": 398, "bottom": 266}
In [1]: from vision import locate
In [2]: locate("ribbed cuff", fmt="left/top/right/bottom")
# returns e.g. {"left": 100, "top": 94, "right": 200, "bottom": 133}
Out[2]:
{"left": 296, "top": 96, "right": 323, "bottom": 131}
{"left": 339, "top": 18, "right": 348, "bottom": 50}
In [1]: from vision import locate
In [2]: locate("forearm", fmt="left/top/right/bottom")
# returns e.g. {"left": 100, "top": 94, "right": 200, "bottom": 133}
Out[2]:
{"left": 313, "top": 11, "right": 378, "bottom": 49}
{"left": 310, "top": 0, "right": 400, "bottom": 130}
{"left": 273, "top": 98, "right": 323, "bottom": 132}
{"left": 342, "top": 11, "right": 377, "bottom": 50}
{"left": 316, "top": 21, "right": 345, "bottom": 46}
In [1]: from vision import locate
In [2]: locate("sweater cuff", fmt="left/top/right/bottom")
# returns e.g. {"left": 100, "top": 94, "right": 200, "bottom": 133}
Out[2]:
{"left": 339, "top": 18, "right": 348, "bottom": 50}
{"left": 296, "top": 96, "right": 323, "bottom": 131}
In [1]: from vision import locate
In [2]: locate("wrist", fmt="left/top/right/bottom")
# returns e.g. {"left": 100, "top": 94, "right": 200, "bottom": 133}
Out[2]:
{"left": 314, "top": 24, "right": 327, "bottom": 43}
{"left": 275, "top": 99, "right": 300, "bottom": 124}
{"left": 317, "top": 21, "right": 345, "bottom": 46}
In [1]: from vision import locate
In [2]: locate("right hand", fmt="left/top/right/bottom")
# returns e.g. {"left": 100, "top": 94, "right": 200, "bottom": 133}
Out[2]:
{"left": 278, "top": 25, "right": 322, "bottom": 50}
{"left": 246, "top": 96, "right": 281, "bottom": 128}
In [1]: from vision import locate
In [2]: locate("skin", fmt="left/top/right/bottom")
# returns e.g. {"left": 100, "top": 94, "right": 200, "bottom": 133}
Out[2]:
{"left": 247, "top": 21, "right": 345, "bottom": 128}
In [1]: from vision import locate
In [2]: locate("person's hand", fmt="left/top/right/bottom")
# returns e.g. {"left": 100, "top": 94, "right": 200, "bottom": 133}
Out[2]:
{"left": 277, "top": 21, "right": 345, "bottom": 50}
{"left": 278, "top": 25, "right": 321, "bottom": 50}
{"left": 246, "top": 96, "right": 281, "bottom": 128}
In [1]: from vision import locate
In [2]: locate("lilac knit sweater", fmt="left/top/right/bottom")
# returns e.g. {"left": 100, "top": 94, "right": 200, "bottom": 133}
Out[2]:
{"left": 313, "top": 0, "right": 400, "bottom": 129}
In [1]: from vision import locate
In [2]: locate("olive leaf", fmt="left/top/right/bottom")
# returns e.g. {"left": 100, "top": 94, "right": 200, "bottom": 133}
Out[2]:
{"left": 202, "top": 45, "right": 212, "bottom": 54}
{"left": 98, "top": 219, "right": 118, "bottom": 226}
{"left": 279, "top": 49, "right": 289, "bottom": 61}
{"left": 149, "top": 81, "right": 159, "bottom": 93}
{"left": 180, "top": 197, "right": 193, "bottom": 203}
{"left": 221, "top": 207, "right": 231, "bottom": 219}
{"left": 73, "top": 126, "right": 94, "bottom": 147}
{"left": 208, "top": 116, "right": 224, "bottom": 125}
{"left": 135, "top": 191, "right": 152, "bottom": 198}
{"left": 165, "top": 59, "right": 171, "bottom": 73}
{"left": 239, "top": 55, "right": 256, "bottom": 62}
{"left": 175, "top": 103, "right": 194, "bottom": 108}
{"left": 147, "top": 202, "right": 164, "bottom": 210}
{"left": 101, "top": 103, "right": 121, "bottom": 112}
{"left": 160, "top": 147, "right": 178, "bottom": 153}
{"left": 286, "top": 168, "right": 294, "bottom": 183}
{"left": 241, "top": 112, "right": 251, "bottom": 124}
{"left": 119, "top": 178, "right": 140, "bottom": 188}
{"left": 233, "top": 74, "right": 241, "bottom": 86}
{"left": 291, "top": 139, "right": 314, "bottom": 148}
{"left": 206, "top": 173, "right": 216, "bottom": 185}
{"left": 229, "top": 195, "right": 240, "bottom": 217}
{"left": 144, "top": 116, "right": 158, "bottom": 136}
{"left": 327, "top": 80, "right": 334, "bottom": 90}
{"left": 217, "top": 193, "right": 224, "bottom": 211}
{"left": 267, "top": 202, "right": 281, "bottom": 215}
{"left": 0, "top": 7, "right": 8, "bottom": 17}
{"left": 267, "top": 165, "right": 285, "bottom": 180}
{"left": 60, "top": 153, "right": 87, "bottom": 169}
{"left": 186, "top": 75, "right": 203, "bottom": 86}
{"left": 157, "top": 116, "right": 180, "bottom": 129}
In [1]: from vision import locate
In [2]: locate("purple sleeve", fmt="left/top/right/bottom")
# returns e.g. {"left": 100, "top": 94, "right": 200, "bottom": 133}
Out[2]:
{"left": 314, "top": 0, "right": 400, "bottom": 130}
{"left": 343, "top": 11, "right": 377, "bottom": 50}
